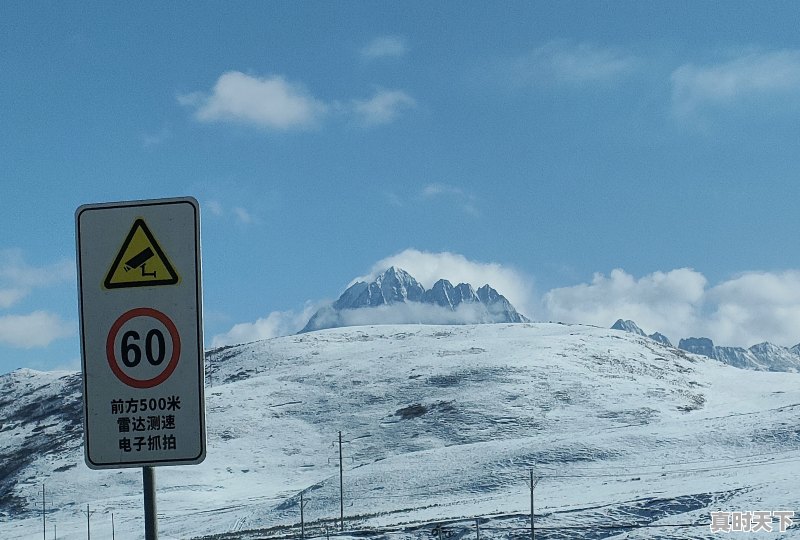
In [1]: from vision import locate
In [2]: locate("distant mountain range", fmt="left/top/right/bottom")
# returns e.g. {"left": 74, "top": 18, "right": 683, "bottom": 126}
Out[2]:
{"left": 297, "top": 267, "right": 800, "bottom": 373}
{"left": 301, "top": 266, "right": 529, "bottom": 333}
{"left": 611, "top": 318, "right": 800, "bottom": 372}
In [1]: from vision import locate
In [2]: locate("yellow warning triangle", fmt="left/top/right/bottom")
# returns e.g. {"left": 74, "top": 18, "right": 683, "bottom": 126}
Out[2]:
{"left": 104, "top": 219, "right": 179, "bottom": 289}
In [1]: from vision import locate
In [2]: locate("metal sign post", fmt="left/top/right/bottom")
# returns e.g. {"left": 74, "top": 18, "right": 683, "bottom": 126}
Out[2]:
{"left": 144, "top": 466, "right": 157, "bottom": 540}
{"left": 76, "top": 197, "right": 206, "bottom": 540}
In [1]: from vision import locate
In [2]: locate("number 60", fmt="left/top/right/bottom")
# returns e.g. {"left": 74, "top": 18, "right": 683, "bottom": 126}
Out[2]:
{"left": 121, "top": 329, "right": 166, "bottom": 367}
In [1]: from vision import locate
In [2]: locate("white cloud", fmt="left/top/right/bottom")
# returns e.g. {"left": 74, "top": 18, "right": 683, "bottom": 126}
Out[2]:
{"left": 337, "top": 302, "right": 509, "bottom": 328}
{"left": 182, "top": 72, "right": 414, "bottom": 130}
{"left": 705, "top": 271, "right": 800, "bottom": 347}
{"left": 421, "top": 183, "right": 464, "bottom": 198}
{"left": 218, "top": 251, "right": 536, "bottom": 347}
{"left": 47, "top": 357, "right": 81, "bottom": 373}
{"left": 671, "top": 49, "right": 800, "bottom": 118}
{"left": 0, "top": 289, "right": 26, "bottom": 309}
{"left": 202, "top": 200, "right": 255, "bottom": 224}
{"left": 233, "top": 207, "right": 254, "bottom": 224}
{"left": 205, "top": 200, "right": 224, "bottom": 217}
{"left": 508, "top": 41, "right": 637, "bottom": 86}
{"left": 211, "top": 303, "right": 319, "bottom": 347}
{"left": 217, "top": 261, "right": 800, "bottom": 350}
{"left": 544, "top": 268, "right": 706, "bottom": 343}
{"left": 384, "top": 184, "right": 478, "bottom": 214}
{"left": 0, "top": 250, "right": 73, "bottom": 308}
{"left": 180, "top": 71, "right": 327, "bottom": 130}
{"left": 0, "top": 311, "right": 74, "bottom": 348}
{"left": 356, "top": 249, "right": 535, "bottom": 317}
{"left": 420, "top": 183, "right": 480, "bottom": 216}
{"left": 384, "top": 191, "right": 404, "bottom": 208}
{"left": 353, "top": 89, "right": 416, "bottom": 126}
{"left": 543, "top": 267, "right": 800, "bottom": 349}
{"left": 142, "top": 126, "right": 171, "bottom": 148}
{"left": 361, "top": 36, "right": 408, "bottom": 60}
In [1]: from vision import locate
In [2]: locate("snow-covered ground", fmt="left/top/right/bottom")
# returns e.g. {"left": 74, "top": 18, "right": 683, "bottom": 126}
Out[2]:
{"left": 1, "top": 323, "right": 799, "bottom": 539}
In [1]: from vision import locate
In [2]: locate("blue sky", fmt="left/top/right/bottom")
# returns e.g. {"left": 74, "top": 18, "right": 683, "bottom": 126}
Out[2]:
{"left": 4, "top": 2, "right": 800, "bottom": 373}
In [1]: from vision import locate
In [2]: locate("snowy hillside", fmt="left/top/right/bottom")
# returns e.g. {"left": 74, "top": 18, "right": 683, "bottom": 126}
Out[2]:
{"left": 2, "top": 323, "right": 800, "bottom": 539}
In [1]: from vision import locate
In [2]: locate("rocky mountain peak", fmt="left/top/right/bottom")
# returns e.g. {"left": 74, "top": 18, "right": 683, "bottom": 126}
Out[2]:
{"left": 301, "top": 267, "right": 529, "bottom": 333}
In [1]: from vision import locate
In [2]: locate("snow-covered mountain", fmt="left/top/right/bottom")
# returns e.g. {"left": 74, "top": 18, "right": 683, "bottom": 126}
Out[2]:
{"left": 3, "top": 323, "right": 800, "bottom": 539}
{"left": 611, "top": 319, "right": 673, "bottom": 347}
{"left": 610, "top": 320, "right": 800, "bottom": 372}
{"left": 301, "top": 267, "right": 529, "bottom": 333}
{"left": 678, "top": 337, "right": 800, "bottom": 372}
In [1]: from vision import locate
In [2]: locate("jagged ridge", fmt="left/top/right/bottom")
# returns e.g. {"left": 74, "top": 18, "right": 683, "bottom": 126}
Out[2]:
{"left": 611, "top": 319, "right": 673, "bottom": 347}
{"left": 301, "top": 266, "right": 529, "bottom": 333}
{"left": 610, "top": 319, "right": 800, "bottom": 372}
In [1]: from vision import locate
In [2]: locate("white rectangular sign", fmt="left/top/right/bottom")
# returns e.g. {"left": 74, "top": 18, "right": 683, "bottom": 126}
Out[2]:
{"left": 76, "top": 197, "right": 206, "bottom": 469}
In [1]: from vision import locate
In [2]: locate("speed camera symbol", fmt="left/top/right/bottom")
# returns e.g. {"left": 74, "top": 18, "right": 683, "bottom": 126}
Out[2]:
{"left": 125, "top": 247, "right": 157, "bottom": 277}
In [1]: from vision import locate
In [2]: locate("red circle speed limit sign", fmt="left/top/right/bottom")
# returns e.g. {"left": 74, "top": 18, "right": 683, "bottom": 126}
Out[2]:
{"left": 106, "top": 307, "right": 182, "bottom": 389}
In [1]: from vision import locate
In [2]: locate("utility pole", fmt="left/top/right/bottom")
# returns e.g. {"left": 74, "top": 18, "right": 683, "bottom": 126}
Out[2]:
{"left": 476, "top": 518, "right": 480, "bottom": 540}
{"left": 41, "top": 483, "right": 46, "bottom": 540}
{"left": 327, "top": 432, "right": 353, "bottom": 533}
{"left": 338, "top": 431, "right": 344, "bottom": 532}
{"left": 529, "top": 468, "right": 539, "bottom": 540}
{"left": 53, "top": 523, "right": 56, "bottom": 540}
{"left": 81, "top": 504, "right": 95, "bottom": 540}
{"left": 300, "top": 492, "right": 307, "bottom": 540}
{"left": 112, "top": 512, "right": 115, "bottom": 540}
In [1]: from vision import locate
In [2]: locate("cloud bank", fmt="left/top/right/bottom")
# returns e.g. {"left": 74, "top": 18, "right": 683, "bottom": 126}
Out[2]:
{"left": 544, "top": 268, "right": 800, "bottom": 348}
{"left": 505, "top": 41, "right": 638, "bottom": 86}
{"left": 0, "top": 250, "right": 75, "bottom": 349}
{"left": 420, "top": 183, "right": 480, "bottom": 216}
{"left": 544, "top": 268, "right": 706, "bottom": 344}
{"left": 314, "top": 302, "right": 514, "bottom": 330}
{"left": 361, "top": 36, "right": 408, "bottom": 60}
{"left": 671, "top": 49, "right": 800, "bottom": 118}
{"left": 214, "top": 247, "right": 800, "bottom": 350}
{"left": 353, "top": 90, "right": 416, "bottom": 126}
{"left": 213, "top": 250, "right": 535, "bottom": 346}
{"left": 211, "top": 303, "right": 319, "bottom": 347}
{"left": 179, "top": 71, "right": 327, "bottom": 130}
{"left": 180, "top": 72, "right": 414, "bottom": 130}
{"left": 0, "top": 311, "right": 74, "bottom": 349}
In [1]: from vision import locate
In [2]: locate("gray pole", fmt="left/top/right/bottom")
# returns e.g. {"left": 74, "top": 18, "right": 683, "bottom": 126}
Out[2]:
{"left": 112, "top": 512, "right": 115, "bottom": 540}
{"left": 42, "top": 483, "right": 46, "bottom": 540}
{"left": 476, "top": 518, "right": 480, "bottom": 540}
{"left": 144, "top": 466, "right": 158, "bottom": 540}
{"left": 530, "top": 469, "right": 534, "bottom": 540}
{"left": 81, "top": 505, "right": 95, "bottom": 540}
{"left": 300, "top": 492, "right": 305, "bottom": 540}
{"left": 338, "top": 431, "right": 344, "bottom": 531}
{"left": 53, "top": 523, "right": 56, "bottom": 540}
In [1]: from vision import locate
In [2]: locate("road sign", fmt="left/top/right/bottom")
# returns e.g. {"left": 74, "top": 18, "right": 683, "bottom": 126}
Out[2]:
{"left": 104, "top": 219, "right": 179, "bottom": 288}
{"left": 76, "top": 197, "right": 206, "bottom": 469}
